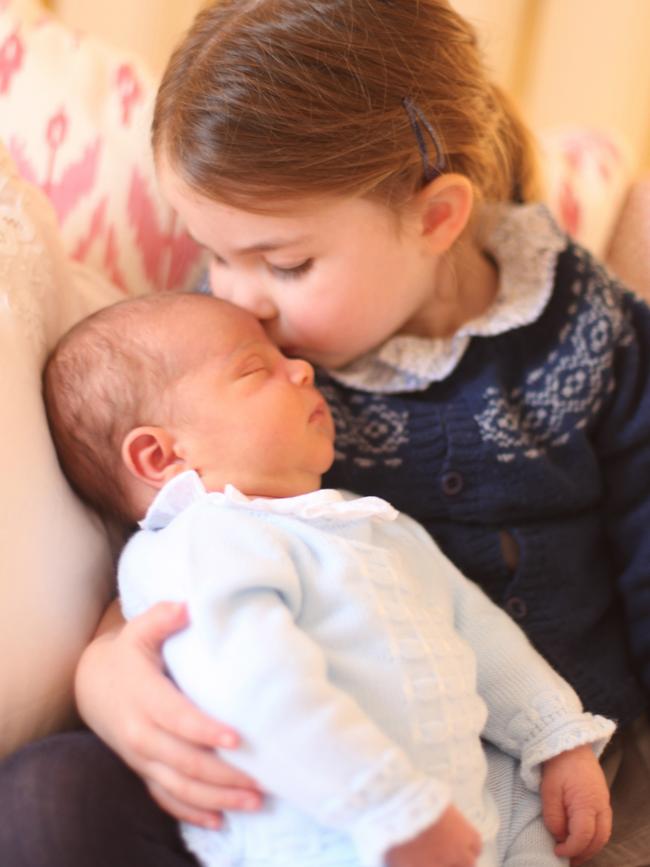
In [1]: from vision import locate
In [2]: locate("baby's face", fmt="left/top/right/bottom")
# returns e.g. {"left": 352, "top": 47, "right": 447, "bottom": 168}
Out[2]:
{"left": 164, "top": 299, "right": 335, "bottom": 498}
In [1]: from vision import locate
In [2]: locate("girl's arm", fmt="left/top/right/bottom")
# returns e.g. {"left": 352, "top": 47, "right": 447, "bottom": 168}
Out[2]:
{"left": 75, "top": 598, "right": 262, "bottom": 828}
{"left": 594, "top": 287, "right": 650, "bottom": 696}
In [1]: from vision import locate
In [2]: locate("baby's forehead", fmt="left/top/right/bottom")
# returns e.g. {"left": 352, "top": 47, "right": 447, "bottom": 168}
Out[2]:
{"left": 160, "top": 296, "right": 268, "bottom": 364}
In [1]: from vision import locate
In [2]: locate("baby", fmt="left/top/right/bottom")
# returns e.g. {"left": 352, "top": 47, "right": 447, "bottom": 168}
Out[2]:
{"left": 43, "top": 292, "right": 614, "bottom": 867}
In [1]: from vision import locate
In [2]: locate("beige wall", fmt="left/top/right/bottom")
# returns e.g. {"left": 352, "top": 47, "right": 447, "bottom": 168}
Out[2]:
{"left": 455, "top": 0, "right": 650, "bottom": 171}
{"left": 53, "top": 0, "right": 204, "bottom": 74}
{"left": 52, "top": 0, "right": 650, "bottom": 172}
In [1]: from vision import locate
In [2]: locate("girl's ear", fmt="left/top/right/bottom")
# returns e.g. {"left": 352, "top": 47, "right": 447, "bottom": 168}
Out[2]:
{"left": 121, "top": 426, "right": 185, "bottom": 489}
{"left": 414, "top": 173, "right": 474, "bottom": 254}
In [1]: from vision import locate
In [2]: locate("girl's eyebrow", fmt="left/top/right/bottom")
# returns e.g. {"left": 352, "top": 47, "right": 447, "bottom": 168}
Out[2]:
{"left": 188, "top": 229, "right": 312, "bottom": 256}
{"left": 233, "top": 236, "right": 311, "bottom": 255}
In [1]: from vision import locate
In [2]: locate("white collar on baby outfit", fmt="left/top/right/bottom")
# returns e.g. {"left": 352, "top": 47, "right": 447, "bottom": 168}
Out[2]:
{"left": 140, "top": 470, "right": 399, "bottom": 531}
{"left": 325, "top": 203, "right": 567, "bottom": 394}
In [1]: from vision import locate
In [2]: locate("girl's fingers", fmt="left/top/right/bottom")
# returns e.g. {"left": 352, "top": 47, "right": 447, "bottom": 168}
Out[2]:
{"left": 138, "top": 727, "right": 260, "bottom": 791}
{"left": 147, "top": 780, "right": 224, "bottom": 829}
{"left": 144, "top": 670, "right": 238, "bottom": 749}
{"left": 127, "top": 601, "right": 190, "bottom": 655}
{"left": 145, "top": 759, "right": 263, "bottom": 815}
{"left": 124, "top": 603, "right": 241, "bottom": 750}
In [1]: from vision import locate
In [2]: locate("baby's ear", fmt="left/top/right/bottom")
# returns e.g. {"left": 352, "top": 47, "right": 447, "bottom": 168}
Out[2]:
{"left": 415, "top": 172, "right": 474, "bottom": 254}
{"left": 121, "top": 427, "right": 183, "bottom": 489}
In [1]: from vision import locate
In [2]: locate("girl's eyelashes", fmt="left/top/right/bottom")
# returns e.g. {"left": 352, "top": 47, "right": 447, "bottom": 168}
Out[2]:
{"left": 210, "top": 253, "right": 313, "bottom": 280}
{"left": 268, "top": 258, "right": 314, "bottom": 280}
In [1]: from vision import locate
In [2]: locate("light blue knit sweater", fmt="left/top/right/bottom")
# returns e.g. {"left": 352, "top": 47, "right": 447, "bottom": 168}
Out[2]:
{"left": 118, "top": 471, "right": 614, "bottom": 867}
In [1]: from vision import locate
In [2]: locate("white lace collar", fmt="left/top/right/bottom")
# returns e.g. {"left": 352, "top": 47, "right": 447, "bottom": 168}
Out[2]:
{"left": 326, "top": 203, "right": 567, "bottom": 393}
{"left": 140, "top": 470, "right": 399, "bottom": 531}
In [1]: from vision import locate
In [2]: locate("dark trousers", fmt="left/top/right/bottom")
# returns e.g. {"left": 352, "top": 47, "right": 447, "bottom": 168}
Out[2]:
{"left": 0, "top": 730, "right": 199, "bottom": 866}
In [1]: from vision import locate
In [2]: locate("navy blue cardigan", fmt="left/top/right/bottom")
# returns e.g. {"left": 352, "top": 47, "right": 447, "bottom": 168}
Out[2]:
{"left": 321, "top": 241, "right": 650, "bottom": 728}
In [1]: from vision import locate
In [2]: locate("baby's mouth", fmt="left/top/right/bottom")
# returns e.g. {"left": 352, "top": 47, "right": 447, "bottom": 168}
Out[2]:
{"left": 309, "top": 399, "right": 327, "bottom": 423}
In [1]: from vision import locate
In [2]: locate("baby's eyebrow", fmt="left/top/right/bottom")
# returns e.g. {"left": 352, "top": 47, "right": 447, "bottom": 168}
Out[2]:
{"left": 227, "top": 341, "right": 272, "bottom": 374}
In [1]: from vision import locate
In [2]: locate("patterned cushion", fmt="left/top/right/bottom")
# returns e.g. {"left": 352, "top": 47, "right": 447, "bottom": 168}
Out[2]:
{"left": 541, "top": 128, "right": 630, "bottom": 257}
{"left": 0, "top": 0, "right": 205, "bottom": 296}
{"left": 605, "top": 176, "right": 650, "bottom": 301}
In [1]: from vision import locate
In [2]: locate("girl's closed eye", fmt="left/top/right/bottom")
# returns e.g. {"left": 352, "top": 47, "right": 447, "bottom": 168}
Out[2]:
{"left": 268, "top": 258, "right": 314, "bottom": 280}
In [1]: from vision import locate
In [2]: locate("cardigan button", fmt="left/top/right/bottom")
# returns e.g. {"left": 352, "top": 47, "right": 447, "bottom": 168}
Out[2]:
{"left": 505, "top": 596, "right": 528, "bottom": 620}
{"left": 441, "top": 470, "right": 464, "bottom": 496}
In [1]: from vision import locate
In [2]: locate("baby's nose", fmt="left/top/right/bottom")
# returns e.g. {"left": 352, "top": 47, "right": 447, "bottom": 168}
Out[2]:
{"left": 287, "top": 357, "right": 314, "bottom": 386}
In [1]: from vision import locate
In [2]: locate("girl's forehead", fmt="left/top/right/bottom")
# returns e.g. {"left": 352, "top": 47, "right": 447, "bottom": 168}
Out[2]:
{"left": 158, "top": 157, "right": 394, "bottom": 228}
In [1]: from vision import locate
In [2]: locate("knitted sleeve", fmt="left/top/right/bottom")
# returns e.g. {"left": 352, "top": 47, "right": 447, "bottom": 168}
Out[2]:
{"left": 138, "top": 506, "right": 450, "bottom": 866}
{"left": 592, "top": 276, "right": 650, "bottom": 697}
{"left": 401, "top": 516, "right": 614, "bottom": 789}
{"left": 449, "top": 562, "right": 615, "bottom": 788}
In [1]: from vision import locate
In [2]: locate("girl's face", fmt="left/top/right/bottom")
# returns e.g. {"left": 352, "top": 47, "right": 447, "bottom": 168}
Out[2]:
{"left": 160, "top": 163, "right": 443, "bottom": 369}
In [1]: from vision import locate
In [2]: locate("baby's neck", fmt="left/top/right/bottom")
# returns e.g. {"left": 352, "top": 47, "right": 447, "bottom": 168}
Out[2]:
{"left": 206, "top": 476, "right": 323, "bottom": 501}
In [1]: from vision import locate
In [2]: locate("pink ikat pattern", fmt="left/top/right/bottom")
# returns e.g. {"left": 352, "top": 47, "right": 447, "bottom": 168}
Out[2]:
{"left": 0, "top": 0, "right": 204, "bottom": 296}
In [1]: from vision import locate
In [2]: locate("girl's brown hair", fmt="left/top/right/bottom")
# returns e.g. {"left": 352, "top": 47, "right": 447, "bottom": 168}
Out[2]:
{"left": 153, "top": 0, "right": 540, "bottom": 210}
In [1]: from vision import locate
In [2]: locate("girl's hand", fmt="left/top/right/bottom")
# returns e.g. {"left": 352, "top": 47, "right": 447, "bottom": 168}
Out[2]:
{"left": 540, "top": 744, "right": 612, "bottom": 866}
{"left": 386, "top": 805, "right": 482, "bottom": 867}
{"left": 75, "top": 600, "right": 263, "bottom": 828}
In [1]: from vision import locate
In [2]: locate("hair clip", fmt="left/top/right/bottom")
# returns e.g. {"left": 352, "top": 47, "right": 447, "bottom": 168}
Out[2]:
{"left": 402, "top": 96, "right": 446, "bottom": 182}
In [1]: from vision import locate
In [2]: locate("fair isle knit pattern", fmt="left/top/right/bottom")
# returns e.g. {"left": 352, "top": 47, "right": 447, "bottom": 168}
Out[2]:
{"left": 476, "top": 248, "right": 635, "bottom": 463}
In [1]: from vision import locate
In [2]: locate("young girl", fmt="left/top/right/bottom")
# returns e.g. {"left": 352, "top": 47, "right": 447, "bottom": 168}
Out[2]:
{"left": 1, "top": 1, "right": 648, "bottom": 865}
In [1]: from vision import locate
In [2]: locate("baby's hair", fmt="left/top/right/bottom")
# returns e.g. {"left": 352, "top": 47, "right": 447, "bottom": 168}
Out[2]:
{"left": 153, "top": 0, "right": 540, "bottom": 211}
{"left": 43, "top": 293, "right": 215, "bottom": 526}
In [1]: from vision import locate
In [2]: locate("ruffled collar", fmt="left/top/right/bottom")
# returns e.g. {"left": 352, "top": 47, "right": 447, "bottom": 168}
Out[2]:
{"left": 140, "top": 470, "right": 399, "bottom": 531}
{"left": 326, "top": 203, "right": 567, "bottom": 393}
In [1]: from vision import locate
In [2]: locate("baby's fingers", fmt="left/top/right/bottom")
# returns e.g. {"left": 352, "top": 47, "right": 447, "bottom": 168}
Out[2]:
{"left": 554, "top": 809, "right": 596, "bottom": 860}
{"left": 541, "top": 782, "right": 568, "bottom": 842}
{"left": 568, "top": 809, "right": 612, "bottom": 867}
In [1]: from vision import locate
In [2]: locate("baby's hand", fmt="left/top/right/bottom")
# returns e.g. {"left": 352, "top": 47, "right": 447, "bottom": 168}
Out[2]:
{"left": 386, "top": 804, "right": 482, "bottom": 867}
{"left": 540, "top": 744, "right": 612, "bottom": 866}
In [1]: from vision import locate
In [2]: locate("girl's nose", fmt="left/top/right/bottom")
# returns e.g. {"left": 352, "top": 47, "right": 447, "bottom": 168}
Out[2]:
{"left": 287, "top": 357, "right": 314, "bottom": 386}
{"left": 209, "top": 268, "right": 277, "bottom": 321}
